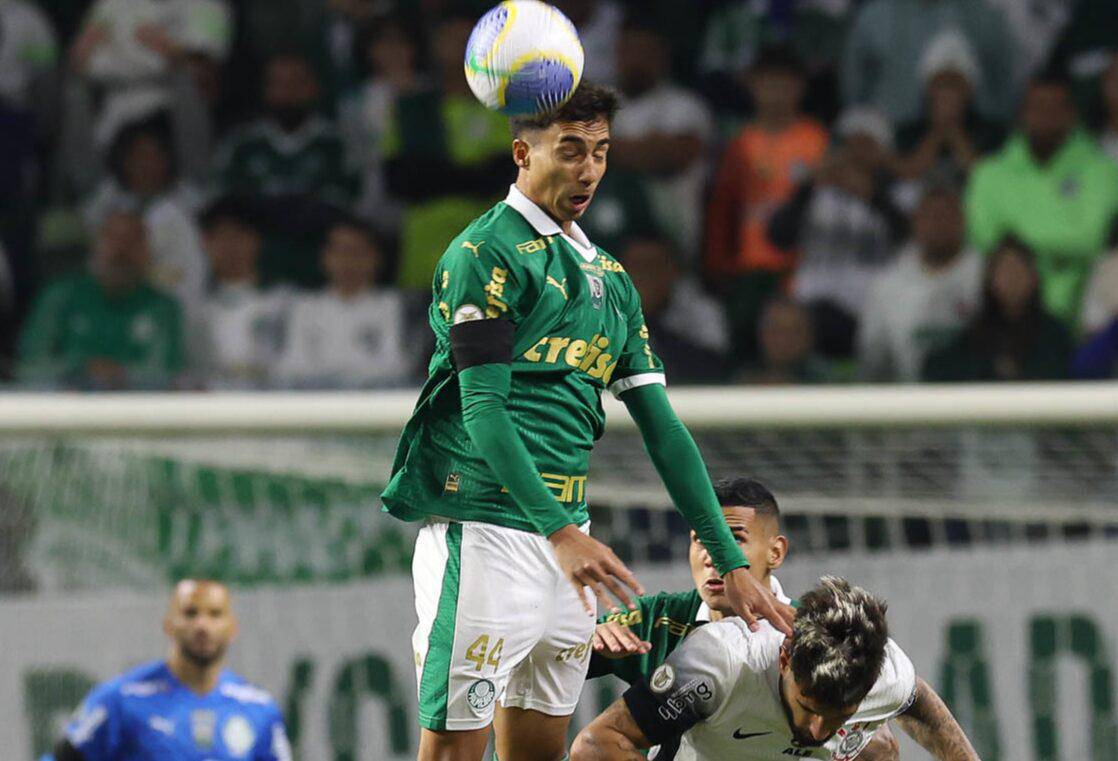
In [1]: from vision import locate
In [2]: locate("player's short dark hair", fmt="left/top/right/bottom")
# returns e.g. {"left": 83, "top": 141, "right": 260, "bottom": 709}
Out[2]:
{"left": 509, "top": 81, "right": 620, "bottom": 137}
{"left": 751, "top": 43, "right": 806, "bottom": 77}
{"left": 199, "top": 196, "right": 262, "bottom": 234}
{"left": 713, "top": 478, "right": 780, "bottom": 522}
{"left": 790, "top": 576, "right": 889, "bottom": 709}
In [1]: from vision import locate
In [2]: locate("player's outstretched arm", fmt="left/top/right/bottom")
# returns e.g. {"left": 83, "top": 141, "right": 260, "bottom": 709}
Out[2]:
{"left": 571, "top": 699, "right": 652, "bottom": 761}
{"left": 620, "top": 382, "right": 795, "bottom": 635}
{"left": 894, "top": 678, "right": 981, "bottom": 760}
{"left": 453, "top": 321, "right": 643, "bottom": 613}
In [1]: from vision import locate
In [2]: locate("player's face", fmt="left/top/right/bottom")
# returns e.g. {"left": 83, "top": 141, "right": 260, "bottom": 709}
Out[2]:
{"left": 778, "top": 651, "right": 860, "bottom": 747}
{"left": 689, "top": 507, "right": 786, "bottom": 615}
{"left": 165, "top": 581, "right": 237, "bottom": 668}
{"left": 517, "top": 119, "right": 610, "bottom": 223}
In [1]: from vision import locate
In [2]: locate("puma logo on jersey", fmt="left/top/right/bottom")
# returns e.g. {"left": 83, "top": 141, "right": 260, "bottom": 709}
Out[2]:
{"left": 461, "top": 240, "right": 484, "bottom": 257}
{"left": 546, "top": 276, "right": 568, "bottom": 300}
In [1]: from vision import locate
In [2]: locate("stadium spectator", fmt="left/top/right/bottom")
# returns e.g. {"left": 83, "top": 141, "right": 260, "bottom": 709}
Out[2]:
{"left": 195, "top": 198, "right": 289, "bottom": 389}
{"left": 923, "top": 237, "right": 1072, "bottom": 382}
{"left": 84, "top": 117, "right": 207, "bottom": 325}
{"left": 609, "top": 16, "right": 714, "bottom": 258}
{"left": 577, "top": 165, "right": 659, "bottom": 259}
{"left": 339, "top": 16, "right": 426, "bottom": 233}
{"left": 698, "top": 0, "right": 856, "bottom": 125}
{"left": 768, "top": 107, "right": 906, "bottom": 358}
{"left": 275, "top": 217, "right": 410, "bottom": 389}
{"left": 1100, "top": 53, "right": 1118, "bottom": 163}
{"left": 67, "top": 0, "right": 232, "bottom": 158}
{"left": 842, "top": 0, "right": 1016, "bottom": 125}
{"left": 739, "top": 297, "right": 834, "bottom": 385}
{"left": 0, "top": 0, "right": 59, "bottom": 117}
{"left": 17, "top": 211, "right": 184, "bottom": 390}
{"left": 965, "top": 70, "right": 1118, "bottom": 328}
{"left": 983, "top": 0, "right": 1069, "bottom": 91}
{"left": 382, "top": 13, "right": 511, "bottom": 289}
{"left": 620, "top": 236, "right": 728, "bottom": 384}
{"left": 214, "top": 51, "right": 355, "bottom": 205}
{"left": 859, "top": 186, "right": 982, "bottom": 383}
{"left": 554, "top": 0, "right": 623, "bottom": 87}
{"left": 214, "top": 51, "right": 357, "bottom": 287}
{"left": 1046, "top": 0, "right": 1118, "bottom": 127}
{"left": 893, "top": 32, "right": 1005, "bottom": 187}
{"left": 1080, "top": 220, "right": 1118, "bottom": 337}
{"left": 704, "top": 44, "right": 827, "bottom": 360}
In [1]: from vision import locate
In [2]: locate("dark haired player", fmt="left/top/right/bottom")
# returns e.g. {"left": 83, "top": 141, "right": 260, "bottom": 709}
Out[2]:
{"left": 381, "top": 81, "right": 794, "bottom": 761}
{"left": 48, "top": 580, "right": 290, "bottom": 761}
{"left": 586, "top": 478, "right": 900, "bottom": 761}
{"left": 573, "top": 577, "right": 980, "bottom": 761}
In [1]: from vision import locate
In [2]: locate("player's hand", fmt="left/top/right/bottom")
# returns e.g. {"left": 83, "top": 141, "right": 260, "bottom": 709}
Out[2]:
{"left": 724, "top": 567, "right": 796, "bottom": 636}
{"left": 549, "top": 524, "right": 645, "bottom": 616}
{"left": 592, "top": 621, "right": 652, "bottom": 658}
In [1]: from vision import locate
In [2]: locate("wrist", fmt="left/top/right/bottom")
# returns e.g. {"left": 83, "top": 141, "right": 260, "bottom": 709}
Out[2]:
{"left": 547, "top": 522, "right": 579, "bottom": 544}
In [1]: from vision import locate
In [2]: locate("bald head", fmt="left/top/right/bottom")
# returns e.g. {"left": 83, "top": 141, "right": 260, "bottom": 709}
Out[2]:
{"left": 164, "top": 580, "right": 237, "bottom": 668}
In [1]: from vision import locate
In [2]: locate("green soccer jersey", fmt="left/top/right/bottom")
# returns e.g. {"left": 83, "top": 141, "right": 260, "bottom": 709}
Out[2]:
{"left": 381, "top": 185, "right": 665, "bottom": 533}
{"left": 587, "top": 576, "right": 793, "bottom": 685}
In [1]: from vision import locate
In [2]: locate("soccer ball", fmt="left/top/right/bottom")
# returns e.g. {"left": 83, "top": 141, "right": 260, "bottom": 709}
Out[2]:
{"left": 464, "top": 1, "right": 585, "bottom": 117}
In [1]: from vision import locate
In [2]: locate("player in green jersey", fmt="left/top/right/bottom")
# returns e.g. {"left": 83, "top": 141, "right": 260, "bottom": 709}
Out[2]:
{"left": 381, "top": 82, "right": 794, "bottom": 761}
{"left": 585, "top": 478, "right": 900, "bottom": 761}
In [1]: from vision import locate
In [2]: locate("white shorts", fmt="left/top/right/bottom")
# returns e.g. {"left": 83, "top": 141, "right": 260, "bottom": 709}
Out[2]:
{"left": 411, "top": 518, "right": 596, "bottom": 731}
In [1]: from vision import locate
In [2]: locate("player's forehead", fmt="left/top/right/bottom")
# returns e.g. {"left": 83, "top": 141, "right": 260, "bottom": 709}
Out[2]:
{"left": 547, "top": 118, "right": 611, "bottom": 147}
{"left": 172, "top": 580, "right": 231, "bottom": 610}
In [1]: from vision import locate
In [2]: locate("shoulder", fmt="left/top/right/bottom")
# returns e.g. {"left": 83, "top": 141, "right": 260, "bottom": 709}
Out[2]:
{"left": 113, "top": 660, "right": 174, "bottom": 698}
{"left": 218, "top": 672, "right": 282, "bottom": 714}
{"left": 440, "top": 204, "right": 536, "bottom": 270}
{"left": 856, "top": 638, "right": 917, "bottom": 721}
{"left": 686, "top": 618, "right": 781, "bottom": 673}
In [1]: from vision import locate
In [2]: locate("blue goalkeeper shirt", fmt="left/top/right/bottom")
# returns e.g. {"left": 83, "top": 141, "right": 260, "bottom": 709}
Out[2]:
{"left": 60, "top": 660, "right": 291, "bottom": 761}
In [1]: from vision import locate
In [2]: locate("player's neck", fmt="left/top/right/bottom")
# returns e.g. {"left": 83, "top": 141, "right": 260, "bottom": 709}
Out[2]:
{"left": 167, "top": 653, "right": 223, "bottom": 695}
{"left": 514, "top": 177, "right": 574, "bottom": 235}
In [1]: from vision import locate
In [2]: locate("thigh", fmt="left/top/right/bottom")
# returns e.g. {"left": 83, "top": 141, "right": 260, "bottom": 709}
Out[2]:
{"left": 501, "top": 532, "right": 596, "bottom": 717}
{"left": 412, "top": 521, "right": 553, "bottom": 732}
{"left": 493, "top": 705, "right": 572, "bottom": 761}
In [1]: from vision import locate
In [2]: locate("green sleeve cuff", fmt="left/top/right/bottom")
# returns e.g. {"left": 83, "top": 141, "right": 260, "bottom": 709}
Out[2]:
{"left": 621, "top": 383, "right": 748, "bottom": 574}
{"left": 459, "top": 363, "right": 574, "bottom": 536}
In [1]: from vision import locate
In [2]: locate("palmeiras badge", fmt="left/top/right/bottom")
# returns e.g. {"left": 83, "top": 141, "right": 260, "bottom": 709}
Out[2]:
{"left": 585, "top": 274, "right": 604, "bottom": 310}
{"left": 467, "top": 679, "right": 496, "bottom": 712}
{"left": 191, "top": 709, "right": 216, "bottom": 749}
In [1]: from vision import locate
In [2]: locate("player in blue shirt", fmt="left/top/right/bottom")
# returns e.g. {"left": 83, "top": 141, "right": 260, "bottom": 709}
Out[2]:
{"left": 49, "top": 580, "right": 291, "bottom": 761}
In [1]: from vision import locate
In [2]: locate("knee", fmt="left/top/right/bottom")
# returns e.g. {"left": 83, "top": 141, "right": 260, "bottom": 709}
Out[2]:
{"left": 570, "top": 728, "right": 601, "bottom": 761}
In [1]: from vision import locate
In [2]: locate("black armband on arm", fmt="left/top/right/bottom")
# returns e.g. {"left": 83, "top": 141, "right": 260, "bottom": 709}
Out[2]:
{"left": 449, "top": 319, "right": 514, "bottom": 369}
{"left": 53, "top": 739, "right": 86, "bottom": 761}
{"left": 622, "top": 675, "right": 713, "bottom": 746}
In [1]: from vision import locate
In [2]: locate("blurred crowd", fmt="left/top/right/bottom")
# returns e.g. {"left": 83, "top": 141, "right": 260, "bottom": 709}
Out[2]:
{"left": 3, "top": 0, "right": 1118, "bottom": 390}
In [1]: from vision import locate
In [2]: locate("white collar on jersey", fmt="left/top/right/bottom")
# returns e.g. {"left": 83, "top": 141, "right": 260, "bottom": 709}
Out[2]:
{"left": 695, "top": 575, "right": 790, "bottom": 623}
{"left": 503, "top": 184, "right": 599, "bottom": 262}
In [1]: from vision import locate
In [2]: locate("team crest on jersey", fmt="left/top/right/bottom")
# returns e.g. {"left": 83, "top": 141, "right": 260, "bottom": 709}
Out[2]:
{"left": 650, "top": 663, "right": 675, "bottom": 693}
{"left": 222, "top": 714, "right": 256, "bottom": 758}
{"left": 467, "top": 679, "right": 496, "bottom": 712}
{"left": 585, "top": 274, "right": 604, "bottom": 310}
{"left": 453, "top": 304, "right": 485, "bottom": 324}
{"left": 191, "top": 709, "right": 216, "bottom": 749}
{"left": 831, "top": 725, "right": 869, "bottom": 760}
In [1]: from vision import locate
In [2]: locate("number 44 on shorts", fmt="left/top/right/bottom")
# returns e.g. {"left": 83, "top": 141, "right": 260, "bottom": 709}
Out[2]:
{"left": 465, "top": 635, "right": 504, "bottom": 672}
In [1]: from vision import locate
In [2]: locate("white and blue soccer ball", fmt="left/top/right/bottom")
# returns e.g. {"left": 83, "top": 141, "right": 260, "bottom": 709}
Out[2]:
{"left": 464, "top": 0, "right": 585, "bottom": 117}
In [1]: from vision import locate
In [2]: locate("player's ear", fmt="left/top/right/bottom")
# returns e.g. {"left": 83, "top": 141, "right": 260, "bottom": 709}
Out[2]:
{"left": 769, "top": 534, "right": 789, "bottom": 570}
{"left": 512, "top": 137, "right": 531, "bottom": 169}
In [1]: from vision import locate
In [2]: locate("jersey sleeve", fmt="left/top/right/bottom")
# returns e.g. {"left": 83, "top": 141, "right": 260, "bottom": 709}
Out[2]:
{"left": 434, "top": 237, "right": 529, "bottom": 327}
{"left": 607, "top": 284, "right": 666, "bottom": 397}
{"left": 63, "top": 682, "right": 122, "bottom": 761}
{"left": 860, "top": 638, "right": 919, "bottom": 721}
{"left": 253, "top": 704, "right": 293, "bottom": 761}
{"left": 621, "top": 624, "right": 734, "bottom": 745}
